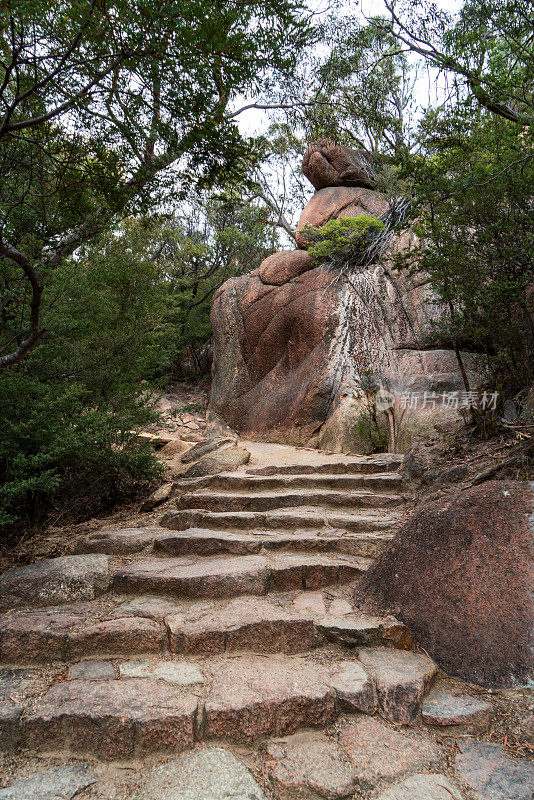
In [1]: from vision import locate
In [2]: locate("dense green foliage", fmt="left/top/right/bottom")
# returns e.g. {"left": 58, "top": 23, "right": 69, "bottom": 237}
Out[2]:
{"left": 307, "top": 215, "right": 385, "bottom": 266}
{"left": 0, "top": 0, "right": 298, "bottom": 533}
{"left": 0, "top": 198, "right": 277, "bottom": 532}
{"left": 0, "top": 0, "right": 310, "bottom": 369}
{"left": 0, "top": 244, "right": 164, "bottom": 531}
{"left": 379, "top": 0, "right": 533, "bottom": 128}
{"left": 388, "top": 0, "right": 534, "bottom": 399}
{"left": 406, "top": 114, "right": 533, "bottom": 397}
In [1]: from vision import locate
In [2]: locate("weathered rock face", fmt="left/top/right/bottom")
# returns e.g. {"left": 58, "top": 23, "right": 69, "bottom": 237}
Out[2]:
{"left": 357, "top": 480, "right": 534, "bottom": 688}
{"left": 209, "top": 259, "right": 350, "bottom": 443}
{"left": 209, "top": 141, "right": 487, "bottom": 450}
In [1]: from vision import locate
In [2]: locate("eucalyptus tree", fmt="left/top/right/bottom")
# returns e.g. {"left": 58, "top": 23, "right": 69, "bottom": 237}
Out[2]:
{"left": 0, "top": 0, "right": 311, "bottom": 369}
{"left": 376, "top": 0, "right": 533, "bottom": 126}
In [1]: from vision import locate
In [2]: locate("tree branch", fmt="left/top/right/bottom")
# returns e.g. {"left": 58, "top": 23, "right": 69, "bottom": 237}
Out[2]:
{"left": 0, "top": 238, "right": 43, "bottom": 368}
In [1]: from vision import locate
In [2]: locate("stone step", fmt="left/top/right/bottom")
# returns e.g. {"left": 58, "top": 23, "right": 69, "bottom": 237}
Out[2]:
{"left": 20, "top": 676, "right": 200, "bottom": 759}
{"left": 69, "top": 526, "right": 393, "bottom": 559}
{"left": 358, "top": 648, "right": 438, "bottom": 724}
{"left": 264, "top": 717, "right": 444, "bottom": 800}
{"left": 175, "top": 472, "right": 403, "bottom": 493}
{"left": 0, "top": 591, "right": 412, "bottom": 664}
{"left": 3, "top": 648, "right": 439, "bottom": 760}
{"left": 201, "top": 654, "right": 337, "bottom": 745}
{"left": 161, "top": 507, "right": 400, "bottom": 535}
{"left": 9, "top": 655, "right": 338, "bottom": 757}
{"left": 176, "top": 489, "right": 403, "bottom": 513}
{"left": 0, "top": 602, "right": 168, "bottom": 663}
{"left": 165, "top": 595, "right": 412, "bottom": 656}
{"left": 154, "top": 527, "right": 393, "bottom": 559}
{"left": 113, "top": 553, "right": 371, "bottom": 599}
{"left": 246, "top": 455, "right": 403, "bottom": 476}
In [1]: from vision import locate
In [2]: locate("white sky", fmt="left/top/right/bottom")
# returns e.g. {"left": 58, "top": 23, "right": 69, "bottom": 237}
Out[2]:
{"left": 235, "top": 0, "right": 462, "bottom": 136}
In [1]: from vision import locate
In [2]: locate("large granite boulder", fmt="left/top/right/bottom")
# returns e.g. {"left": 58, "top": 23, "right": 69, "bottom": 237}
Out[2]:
{"left": 209, "top": 255, "right": 348, "bottom": 443}
{"left": 357, "top": 480, "right": 534, "bottom": 688}
{"left": 209, "top": 237, "right": 484, "bottom": 448}
{"left": 209, "top": 141, "right": 487, "bottom": 450}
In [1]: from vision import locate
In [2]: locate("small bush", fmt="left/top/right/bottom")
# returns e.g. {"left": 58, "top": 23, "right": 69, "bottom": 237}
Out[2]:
{"left": 307, "top": 215, "right": 385, "bottom": 265}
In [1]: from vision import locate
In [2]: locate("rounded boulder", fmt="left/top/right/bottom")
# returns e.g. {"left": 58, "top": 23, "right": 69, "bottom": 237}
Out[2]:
{"left": 358, "top": 480, "right": 534, "bottom": 688}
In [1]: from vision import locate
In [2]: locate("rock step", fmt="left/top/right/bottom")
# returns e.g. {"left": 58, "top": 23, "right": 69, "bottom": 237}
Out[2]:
{"left": 246, "top": 456, "right": 403, "bottom": 476}
{"left": 113, "top": 553, "right": 371, "bottom": 599}
{"left": 72, "top": 526, "right": 393, "bottom": 558}
{"left": 176, "top": 472, "right": 403, "bottom": 492}
{"left": 176, "top": 489, "right": 403, "bottom": 513}
{"left": 165, "top": 595, "right": 413, "bottom": 656}
{"left": 154, "top": 527, "right": 394, "bottom": 559}
{"left": 0, "top": 603, "right": 167, "bottom": 664}
{"left": 0, "top": 592, "right": 412, "bottom": 663}
{"left": 2, "top": 649, "right": 433, "bottom": 759}
{"left": 161, "top": 507, "right": 400, "bottom": 534}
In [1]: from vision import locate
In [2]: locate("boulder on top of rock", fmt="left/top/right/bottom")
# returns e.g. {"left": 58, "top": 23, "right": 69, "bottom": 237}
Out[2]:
{"left": 259, "top": 250, "right": 314, "bottom": 286}
{"left": 358, "top": 480, "right": 534, "bottom": 687}
{"left": 296, "top": 186, "right": 389, "bottom": 249}
{"left": 208, "top": 141, "right": 488, "bottom": 450}
{"left": 302, "top": 138, "right": 375, "bottom": 190}
{"left": 0, "top": 554, "right": 110, "bottom": 612}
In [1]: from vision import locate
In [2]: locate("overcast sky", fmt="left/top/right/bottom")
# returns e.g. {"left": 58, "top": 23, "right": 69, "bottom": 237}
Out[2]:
{"left": 235, "top": 0, "right": 463, "bottom": 136}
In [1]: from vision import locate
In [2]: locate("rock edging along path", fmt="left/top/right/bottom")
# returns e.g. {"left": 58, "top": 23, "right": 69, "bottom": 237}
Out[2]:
{"left": 1, "top": 447, "right": 530, "bottom": 800}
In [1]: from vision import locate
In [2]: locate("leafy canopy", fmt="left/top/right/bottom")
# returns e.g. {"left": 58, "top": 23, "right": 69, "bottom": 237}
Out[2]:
{"left": 0, "top": 0, "right": 311, "bottom": 368}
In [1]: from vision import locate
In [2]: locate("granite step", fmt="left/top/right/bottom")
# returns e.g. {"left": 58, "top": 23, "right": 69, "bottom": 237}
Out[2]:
{"left": 176, "top": 489, "right": 403, "bottom": 513}
{"left": 165, "top": 594, "right": 413, "bottom": 656}
{"left": 69, "top": 526, "right": 393, "bottom": 559}
{"left": 161, "top": 507, "right": 401, "bottom": 534}
{"left": 113, "top": 553, "right": 371, "bottom": 599}
{"left": 246, "top": 456, "right": 403, "bottom": 476}
{"left": 0, "top": 602, "right": 167, "bottom": 663}
{"left": 154, "top": 527, "right": 394, "bottom": 559}
{"left": 7, "top": 654, "right": 338, "bottom": 758}
{"left": 2, "top": 647, "right": 441, "bottom": 760}
{"left": 175, "top": 472, "right": 403, "bottom": 493}
{"left": 0, "top": 590, "right": 411, "bottom": 664}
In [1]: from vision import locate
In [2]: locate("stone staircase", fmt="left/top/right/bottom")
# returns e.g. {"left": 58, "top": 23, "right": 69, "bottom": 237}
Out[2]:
{"left": 0, "top": 450, "right": 514, "bottom": 800}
